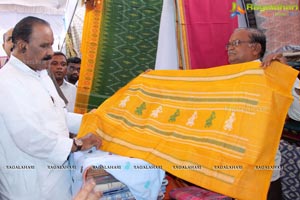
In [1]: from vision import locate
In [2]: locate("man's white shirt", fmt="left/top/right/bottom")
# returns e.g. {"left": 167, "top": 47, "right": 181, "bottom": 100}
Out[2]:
{"left": 60, "top": 79, "right": 77, "bottom": 112}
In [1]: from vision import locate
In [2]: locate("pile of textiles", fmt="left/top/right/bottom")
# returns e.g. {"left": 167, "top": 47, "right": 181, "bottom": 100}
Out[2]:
{"left": 282, "top": 118, "right": 300, "bottom": 142}
{"left": 274, "top": 45, "right": 300, "bottom": 62}
{"left": 164, "top": 174, "right": 232, "bottom": 200}
{"left": 70, "top": 148, "right": 166, "bottom": 200}
{"left": 169, "top": 186, "right": 232, "bottom": 200}
{"left": 85, "top": 167, "right": 134, "bottom": 200}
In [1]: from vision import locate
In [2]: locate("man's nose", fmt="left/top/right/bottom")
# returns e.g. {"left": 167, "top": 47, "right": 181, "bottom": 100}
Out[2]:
{"left": 226, "top": 44, "right": 235, "bottom": 51}
{"left": 72, "top": 70, "right": 79, "bottom": 74}
{"left": 57, "top": 64, "right": 66, "bottom": 69}
{"left": 48, "top": 47, "right": 54, "bottom": 58}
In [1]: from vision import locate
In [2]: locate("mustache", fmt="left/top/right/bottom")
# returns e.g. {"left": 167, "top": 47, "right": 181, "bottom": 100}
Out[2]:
{"left": 42, "top": 55, "right": 52, "bottom": 61}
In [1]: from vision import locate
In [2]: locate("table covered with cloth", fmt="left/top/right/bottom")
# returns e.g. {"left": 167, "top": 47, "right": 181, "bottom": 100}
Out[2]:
{"left": 77, "top": 61, "right": 298, "bottom": 200}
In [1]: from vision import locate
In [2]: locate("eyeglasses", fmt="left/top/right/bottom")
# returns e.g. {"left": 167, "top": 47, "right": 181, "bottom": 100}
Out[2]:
{"left": 225, "top": 40, "right": 253, "bottom": 50}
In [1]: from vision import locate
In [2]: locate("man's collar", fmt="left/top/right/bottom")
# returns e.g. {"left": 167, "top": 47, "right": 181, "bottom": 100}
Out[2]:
{"left": 9, "top": 55, "right": 46, "bottom": 77}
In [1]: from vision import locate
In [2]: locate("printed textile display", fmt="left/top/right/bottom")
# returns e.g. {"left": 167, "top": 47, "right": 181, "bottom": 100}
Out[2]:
{"left": 76, "top": 0, "right": 163, "bottom": 113}
{"left": 78, "top": 61, "right": 298, "bottom": 200}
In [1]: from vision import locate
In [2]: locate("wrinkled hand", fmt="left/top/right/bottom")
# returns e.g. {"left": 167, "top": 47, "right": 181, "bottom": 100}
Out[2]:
{"left": 79, "top": 133, "right": 102, "bottom": 151}
{"left": 261, "top": 53, "right": 287, "bottom": 68}
{"left": 73, "top": 179, "right": 102, "bottom": 200}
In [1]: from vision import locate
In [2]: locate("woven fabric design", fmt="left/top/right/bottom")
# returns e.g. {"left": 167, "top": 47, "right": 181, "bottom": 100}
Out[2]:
{"left": 78, "top": 61, "right": 298, "bottom": 200}
{"left": 279, "top": 140, "right": 300, "bottom": 200}
{"left": 76, "top": 0, "right": 163, "bottom": 113}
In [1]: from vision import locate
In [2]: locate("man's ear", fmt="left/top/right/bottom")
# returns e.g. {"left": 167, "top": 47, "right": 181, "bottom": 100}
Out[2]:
{"left": 251, "top": 43, "right": 262, "bottom": 57}
{"left": 16, "top": 41, "right": 28, "bottom": 53}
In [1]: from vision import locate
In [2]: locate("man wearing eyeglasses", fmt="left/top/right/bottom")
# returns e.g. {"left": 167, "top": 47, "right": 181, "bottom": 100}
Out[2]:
{"left": 226, "top": 28, "right": 266, "bottom": 64}
{"left": 226, "top": 28, "right": 282, "bottom": 200}
{"left": 66, "top": 56, "right": 81, "bottom": 85}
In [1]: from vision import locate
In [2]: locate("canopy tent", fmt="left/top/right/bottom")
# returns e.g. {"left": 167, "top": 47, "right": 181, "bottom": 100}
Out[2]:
{"left": 0, "top": 0, "right": 79, "bottom": 56}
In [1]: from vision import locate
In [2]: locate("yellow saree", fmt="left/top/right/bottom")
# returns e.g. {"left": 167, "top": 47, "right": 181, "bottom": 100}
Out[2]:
{"left": 78, "top": 61, "right": 298, "bottom": 200}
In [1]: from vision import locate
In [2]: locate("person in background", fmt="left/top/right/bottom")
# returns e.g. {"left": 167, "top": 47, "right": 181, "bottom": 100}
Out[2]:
{"left": 2, "top": 27, "right": 13, "bottom": 58}
{"left": 1, "top": 27, "right": 14, "bottom": 67}
{"left": 287, "top": 77, "right": 300, "bottom": 120}
{"left": 66, "top": 56, "right": 81, "bottom": 85}
{"left": 50, "top": 52, "right": 77, "bottom": 112}
{"left": 0, "top": 16, "right": 102, "bottom": 200}
{"left": 226, "top": 27, "right": 282, "bottom": 200}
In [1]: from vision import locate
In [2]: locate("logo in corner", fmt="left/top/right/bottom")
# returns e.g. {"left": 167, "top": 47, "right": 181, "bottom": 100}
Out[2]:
{"left": 230, "top": 2, "right": 246, "bottom": 18}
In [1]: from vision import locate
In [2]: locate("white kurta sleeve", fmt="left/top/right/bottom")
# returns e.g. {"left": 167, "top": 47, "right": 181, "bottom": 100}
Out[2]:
{"left": 66, "top": 111, "right": 83, "bottom": 134}
{"left": 0, "top": 83, "right": 73, "bottom": 166}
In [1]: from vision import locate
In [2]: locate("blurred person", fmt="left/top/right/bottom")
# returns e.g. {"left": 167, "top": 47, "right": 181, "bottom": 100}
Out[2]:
{"left": 66, "top": 56, "right": 81, "bottom": 85}
{"left": 2, "top": 27, "right": 13, "bottom": 57}
{"left": 1, "top": 27, "right": 14, "bottom": 67}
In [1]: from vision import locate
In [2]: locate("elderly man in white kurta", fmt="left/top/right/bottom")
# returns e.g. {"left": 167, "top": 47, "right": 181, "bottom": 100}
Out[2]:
{"left": 0, "top": 16, "right": 102, "bottom": 200}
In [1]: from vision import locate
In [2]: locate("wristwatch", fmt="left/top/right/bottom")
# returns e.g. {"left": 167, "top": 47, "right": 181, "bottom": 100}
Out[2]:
{"left": 73, "top": 138, "right": 83, "bottom": 152}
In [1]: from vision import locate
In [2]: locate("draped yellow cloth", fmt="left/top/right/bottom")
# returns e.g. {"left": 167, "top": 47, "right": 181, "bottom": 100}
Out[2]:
{"left": 78, "top": 61, "right": 298, "bottom": 200}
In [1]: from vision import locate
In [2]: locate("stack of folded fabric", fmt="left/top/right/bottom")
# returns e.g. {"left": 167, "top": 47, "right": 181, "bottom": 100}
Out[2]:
{"left": 70, "top": 148, "right": 166, "bottom": 200}
{"left": 169, "top": 186, "right": 232, "bottom": 200}
{"left": 282, "top": 118, "right": 300, "bottom": 142}
{"left": 85, "top": 167, "right": 135, "bottom": 200}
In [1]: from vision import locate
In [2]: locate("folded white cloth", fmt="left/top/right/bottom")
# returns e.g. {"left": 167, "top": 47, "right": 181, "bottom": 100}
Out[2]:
{"left": 71, "top": 148, "right": 165, "bottom": 200}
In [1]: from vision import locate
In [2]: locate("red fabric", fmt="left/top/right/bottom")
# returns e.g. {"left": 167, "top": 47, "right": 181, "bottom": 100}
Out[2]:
{"left": 169, "top": 186, "right": 231, "bottom": 200}
{"left": 183, "top": 0, "right": 238, "bottom": 69}
{"left": 165, "top": 173, "right": 194, "bottom": 200}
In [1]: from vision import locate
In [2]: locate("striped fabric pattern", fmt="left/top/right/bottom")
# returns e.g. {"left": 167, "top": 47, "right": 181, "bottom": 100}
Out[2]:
{"left": 78, "top": 61, "right": 298, "bottom": 200}
{"left": 176, "top": 0, "right": 238, "bottom": 69}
